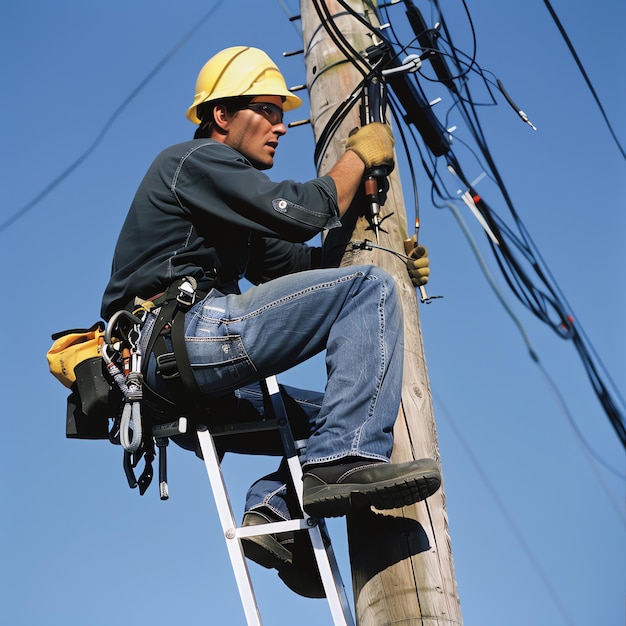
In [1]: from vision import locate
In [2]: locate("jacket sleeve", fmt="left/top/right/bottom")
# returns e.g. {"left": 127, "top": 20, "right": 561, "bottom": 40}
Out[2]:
{"left": 245, "top": 236, "right": 323, "bottom": 285}
{"left": 172, "top": 141, "right": 342, "bottom": 243}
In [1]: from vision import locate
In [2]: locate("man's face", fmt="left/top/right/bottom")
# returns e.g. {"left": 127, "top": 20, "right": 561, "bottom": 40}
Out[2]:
{"left": 221, "top": 95, "right": 286, "bottom": 170}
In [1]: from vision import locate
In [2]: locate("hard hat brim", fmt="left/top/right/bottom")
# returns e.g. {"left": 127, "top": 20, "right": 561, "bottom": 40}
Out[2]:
{"left": 186, "top": 46, "right": 304, "bottom": 125}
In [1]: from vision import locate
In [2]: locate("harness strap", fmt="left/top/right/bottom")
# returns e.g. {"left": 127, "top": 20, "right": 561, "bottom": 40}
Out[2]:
{"left": 142, "top": 279, "right": 205, "bottom": 419}
{"left": 109, "top": 278, "right": 205, "bottom": 496}
{"left": 169, "top": 309, "right": 203, "bottom": 413}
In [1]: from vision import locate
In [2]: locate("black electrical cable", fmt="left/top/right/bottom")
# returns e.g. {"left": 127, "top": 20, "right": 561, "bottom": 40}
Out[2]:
{"left": 309, "top": 0, "right": 394, "bottom": 169}
{"left": 381, "top": 0, "right": 626, "bottom": 447}
{"left": 379, "top": 0, "right": 503, "bottom": 128}
{"left": 308, "top": 0, "right": 626, "bottom": 448}
{"left": 432, "top": 0, "right": 478, "bottom": 84}
{"left": 437, "top": 3, "right": 626, "bottom": 447}
{"left": 543, "top": 0, "right": 626, "bottom": 161}
{"left": 308, "top": 0, "right": 373, "bottom": 168}
{"left": 311, "top": 0, "right": 368, "bottom": 77}
{"left": 312, "top": 83, "right": 364, "bottom": 170}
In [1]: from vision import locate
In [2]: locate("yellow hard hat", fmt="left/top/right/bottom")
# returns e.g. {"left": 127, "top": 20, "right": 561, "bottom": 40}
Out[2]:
{"left": 186, "top": 46, "right": 303, "bottom": 124}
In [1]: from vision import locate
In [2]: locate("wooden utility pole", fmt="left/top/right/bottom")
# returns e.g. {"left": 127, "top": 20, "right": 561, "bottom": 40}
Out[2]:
{"left": 299, "top": 1, "right": 463, "bottom": 624}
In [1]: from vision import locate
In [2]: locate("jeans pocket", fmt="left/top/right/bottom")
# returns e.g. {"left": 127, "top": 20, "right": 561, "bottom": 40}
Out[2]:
{"left": 185, "top": 334, "right": 256, "bottom": 394}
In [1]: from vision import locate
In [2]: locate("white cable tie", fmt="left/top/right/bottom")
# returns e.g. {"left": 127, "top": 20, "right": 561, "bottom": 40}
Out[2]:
{"left": 470, "top": 171, "right": 487, "bottom": 187}
{"left": 459, "top": 192, "right": 500, "bottom": 245}
{"left": 382, "top": 54, "right": 422, "bottom": 76}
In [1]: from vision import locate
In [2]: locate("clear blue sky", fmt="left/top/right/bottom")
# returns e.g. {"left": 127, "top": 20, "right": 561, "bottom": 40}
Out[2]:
{"left": 1, "top": 1, "right": 624, "bottom": 625}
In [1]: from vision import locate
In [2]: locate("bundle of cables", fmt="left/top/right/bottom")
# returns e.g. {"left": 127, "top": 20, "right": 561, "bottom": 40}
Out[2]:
{"left": 308, "top": 0, "right": 625, "bottom": 450}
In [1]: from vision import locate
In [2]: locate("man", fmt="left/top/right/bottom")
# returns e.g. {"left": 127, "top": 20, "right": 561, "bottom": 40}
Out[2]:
{"left": 102, "top": 46, "right": 439, "bottom": 596}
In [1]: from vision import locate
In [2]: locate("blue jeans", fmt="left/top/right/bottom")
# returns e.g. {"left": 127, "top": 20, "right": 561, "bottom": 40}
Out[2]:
{"left": 227, "top": 383, "right": 323, "bottom": 522}
{"left": 179, "top": 265, "right": 403, "bottom": 519}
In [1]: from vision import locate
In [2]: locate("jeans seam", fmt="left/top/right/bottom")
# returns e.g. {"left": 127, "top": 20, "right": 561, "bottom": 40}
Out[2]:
{"left": 223, "top": 272, "right": 366, "bottom": 324}
{"left": 261, "top": 485, "right": 287, "bottom": 508}
{"left": 350, "top": 278, "right": 387, "bottom": 456}
{"left": 247, "top": 503, "right": 289, "bottom": 522}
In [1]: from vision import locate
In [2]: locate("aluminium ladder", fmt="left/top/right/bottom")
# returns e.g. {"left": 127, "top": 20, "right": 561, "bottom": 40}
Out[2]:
{"left": 193, "top": 375, "right": 355, "bottom": 625}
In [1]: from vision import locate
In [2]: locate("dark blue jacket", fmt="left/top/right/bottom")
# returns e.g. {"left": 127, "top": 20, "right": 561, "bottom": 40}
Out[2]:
{"left": 101, "top": 139, "right": 341, "bottom": 319}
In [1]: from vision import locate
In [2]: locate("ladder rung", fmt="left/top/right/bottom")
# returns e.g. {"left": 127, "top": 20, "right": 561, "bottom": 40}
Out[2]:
{"left": 210, "top": 419, "right": 279, "bottom": 436}
{"left": 197, "top": 376, "right": 355, "bottom": 626}
{"left": 233, "top": 518, "right": 311, "bottom": 539}
{"left": 151, "top": 417, "right": 187, "bottom": 438}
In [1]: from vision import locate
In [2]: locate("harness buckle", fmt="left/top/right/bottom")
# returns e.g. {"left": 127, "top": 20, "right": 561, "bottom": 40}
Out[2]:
{"left": 155, "top": 352, "right": 180, "bottom": 380}
{"left": 176, "top": 277, "right": 198, "bottom": 309}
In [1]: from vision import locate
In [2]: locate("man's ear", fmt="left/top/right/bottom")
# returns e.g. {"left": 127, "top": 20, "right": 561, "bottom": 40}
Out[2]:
{"left": 212, "top": 104, "right": 230, "bottom": 131}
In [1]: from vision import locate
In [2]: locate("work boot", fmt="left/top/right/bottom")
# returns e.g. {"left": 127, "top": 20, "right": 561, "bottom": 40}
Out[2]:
{"left": 277, "top": 531, "right": 325, "bottom": 598}
{"left": 302, "top": 457, "right": 441, "bottom": 518}
{"left": 241, "top": 510, "right": 293, "bottom": 569}
{"left": 241, "top": 509, "right": 325, "bottom": 598}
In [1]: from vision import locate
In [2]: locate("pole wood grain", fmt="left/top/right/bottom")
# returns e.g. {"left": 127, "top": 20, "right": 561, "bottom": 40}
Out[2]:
{"left": 299, "top": 2, "right": 463, "bottom": 623}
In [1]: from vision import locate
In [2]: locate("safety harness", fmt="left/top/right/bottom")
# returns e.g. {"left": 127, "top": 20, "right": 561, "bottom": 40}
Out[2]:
{"left": 103, "top": 277, "right": 207, "bottom": 496}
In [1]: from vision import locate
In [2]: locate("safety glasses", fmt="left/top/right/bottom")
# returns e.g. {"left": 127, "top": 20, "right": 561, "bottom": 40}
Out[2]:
{"left": 244, "top": 102, "right": 285, "bottom": 125}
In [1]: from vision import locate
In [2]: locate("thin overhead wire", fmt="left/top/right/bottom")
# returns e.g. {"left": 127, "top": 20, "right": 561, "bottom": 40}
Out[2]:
{"left": 543, "top": 0, "right": 626, "bottom": 161}
{"left": 434, "top": 392, "right": 578, "bottom": 626}
{"left": 315, "top": 0, "right": 625, "bottom": 449}
{"left": 388, "top": 0, "right": 626, "bottom": 448}
{"left": 0, "top": 0, "right": 225, "bottom": 235}
{"left": 445, "top": 200, "right": 624, "bottom": 483}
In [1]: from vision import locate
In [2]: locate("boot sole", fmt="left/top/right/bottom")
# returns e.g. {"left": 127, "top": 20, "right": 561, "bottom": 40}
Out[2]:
{"left": 303, "top": 470, "right": 441, "bottom": 518}
{"left": 242, "top": 534, "right": 293, "bottom": 568}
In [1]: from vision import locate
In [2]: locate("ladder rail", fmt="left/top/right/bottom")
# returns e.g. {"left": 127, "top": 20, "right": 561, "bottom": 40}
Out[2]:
{"left": 197, "top": 426, "right": 263, "bottom": 626}
{"left": 263, "top": 375, "right": 355, "bottom": 626}
{"left": 197, "top": 375, "right": 355, "bottom": 626}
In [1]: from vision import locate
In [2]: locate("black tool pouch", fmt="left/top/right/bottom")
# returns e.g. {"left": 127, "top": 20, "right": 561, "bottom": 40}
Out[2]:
{"left": 66, "top": 357, "right": 123, "bottom": 439}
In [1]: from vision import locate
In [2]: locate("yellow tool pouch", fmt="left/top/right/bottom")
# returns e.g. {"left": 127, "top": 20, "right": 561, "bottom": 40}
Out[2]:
{"left": 47, "top": 322, "right": 106, "bottom": 388}
{"left": 47, "top": 322, "right": 122, "bottom": 439}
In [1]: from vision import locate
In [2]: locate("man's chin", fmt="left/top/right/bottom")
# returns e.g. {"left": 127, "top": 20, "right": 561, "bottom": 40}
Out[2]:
{"left": 251, "top": 158, "right": 274, "bottom": 170}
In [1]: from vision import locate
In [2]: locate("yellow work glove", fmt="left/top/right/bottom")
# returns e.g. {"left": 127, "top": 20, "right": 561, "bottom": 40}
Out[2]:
{"left": 345, "top": 122, "right": 395, "bottom": 172}
{"left": 406, "top": 243, "right": 430, "bottom": 287}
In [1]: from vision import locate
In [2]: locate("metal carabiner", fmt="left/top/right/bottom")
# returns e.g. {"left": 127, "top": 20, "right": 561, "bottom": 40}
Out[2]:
{"left": 104, "top": 310, "right": 144, "bottom": 350}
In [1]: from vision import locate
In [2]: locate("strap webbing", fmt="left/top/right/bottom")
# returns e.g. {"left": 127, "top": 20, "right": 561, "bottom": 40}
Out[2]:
{"left": 142, "top": 280, "right": 204, "bottom": 418}
{"left": 169, "top": 306, "right": 203, "bottom": 414}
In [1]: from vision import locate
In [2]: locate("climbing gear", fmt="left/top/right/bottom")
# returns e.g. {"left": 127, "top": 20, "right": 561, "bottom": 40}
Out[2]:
{"left": 96, "top": 307, "right": 152, "bottom": 492}
{"left": 47, "top": 276, "right": 207, "bottom": 495}
{"left": 103, "top": 276, "right": 204, "bottom": 495}
{"left": 103, "top": 310, "right": 144, "bottom": 452}
{"left": 186, "top": 46, "right": 302, "bottom": 125}
{"left": 140, "top": 277, "right": 205, "bottom": 420}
